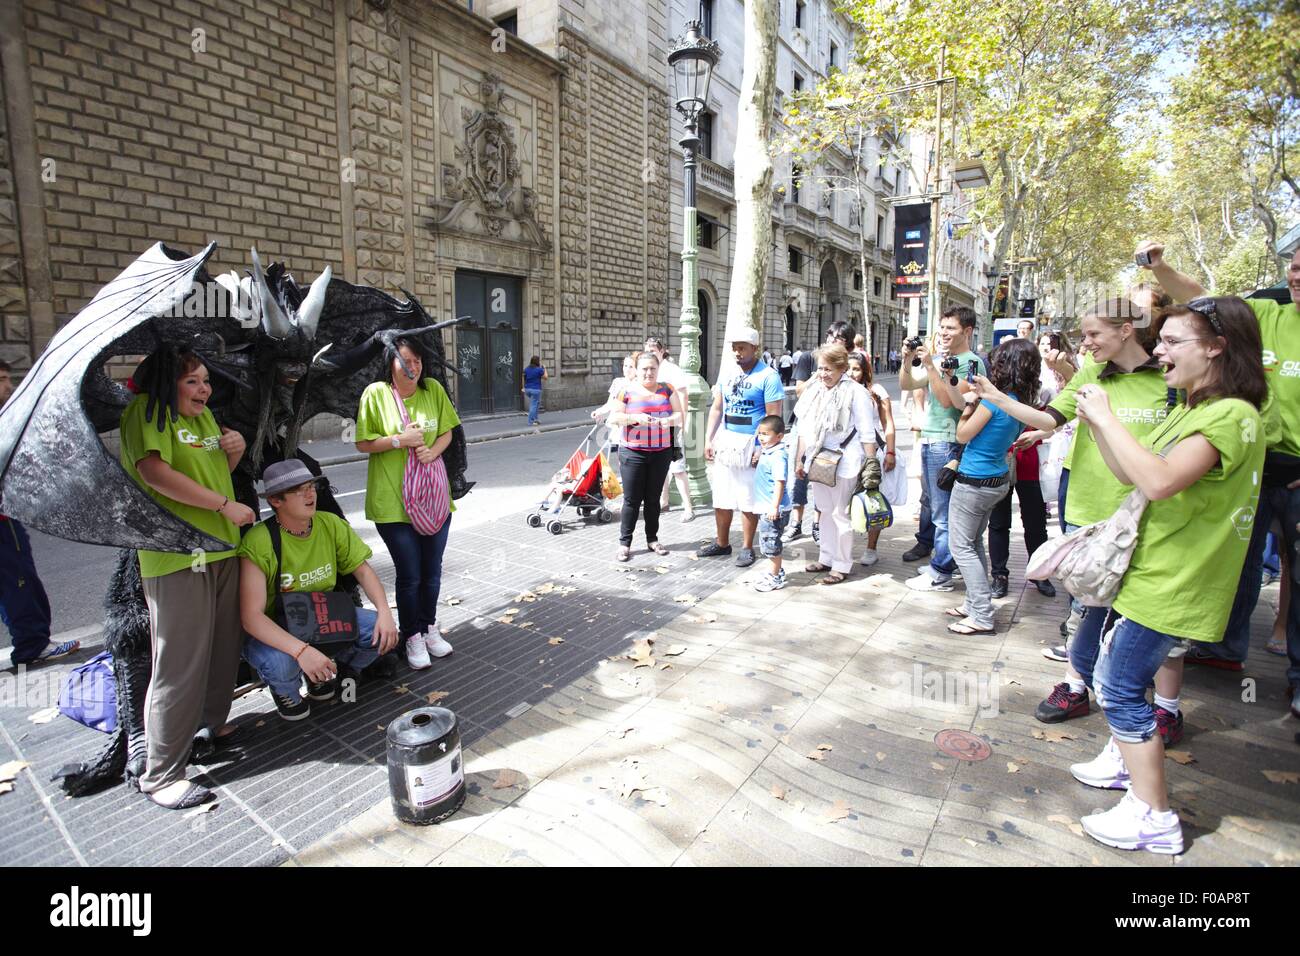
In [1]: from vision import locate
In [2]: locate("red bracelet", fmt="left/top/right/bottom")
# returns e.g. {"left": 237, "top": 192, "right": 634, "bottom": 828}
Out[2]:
{"left": 293, "top": 643, "right": 308, "bottom": 661}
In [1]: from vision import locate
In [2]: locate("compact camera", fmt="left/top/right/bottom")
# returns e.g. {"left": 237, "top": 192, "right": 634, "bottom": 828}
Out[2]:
{"left": 1135, "top": 249, "right": 1153, "bottom": 267}
{"left": 939, "top": 356, "right": 960, "bottom": 373}
{"left": 904, "top": 335, "right": 924, "bottom": 366}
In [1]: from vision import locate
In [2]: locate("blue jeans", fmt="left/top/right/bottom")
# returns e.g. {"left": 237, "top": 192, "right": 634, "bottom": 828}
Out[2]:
{"left": 524, "top": 388, "right": 542, "bottom": 424}
{"left": 921, "top": 440, "right": 959, "bottom": 576}
{"left": 1094, "top": 616, "right": 1182, "bottom": 744}
{"left": 1056, "top": 467, "right": 1070, "bottom": 535}
{"left": 791, "top": 475, "right": 810, "bottom": 509}
{"left": 1263, "top": 532, "right": 1281, "bottom": 576}
{"left": 915, "top": 447, "right": 934, "bottom": 550}
{"left": 757, "top": 511, "right": 789, "bottom": 557}
{"left": 244, "top": 607, "right": 381, "bottom": 698}
{"left": 1213, "top": 483, "right": 1300, "bottom": 683}
{"left": 1069, "top": 605, "right": 1114, "bottom": 690}
{"left": 0, "top": 518, "right": 52, "bottom": 663}
{"left": 376, "top": 518, "right": 451, "bottom": 640}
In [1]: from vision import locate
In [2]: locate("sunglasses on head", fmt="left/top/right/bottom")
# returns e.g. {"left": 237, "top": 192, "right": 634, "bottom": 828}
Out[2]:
{"left": 1187, "top": 297, "right": 1226, "bottom": 337}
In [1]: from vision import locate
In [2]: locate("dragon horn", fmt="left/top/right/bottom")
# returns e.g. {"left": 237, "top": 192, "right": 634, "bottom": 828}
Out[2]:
{"left": 296, "top": 265, "right": 332, "bottom": 340}
{"left": 250, "top": 247, "right": 292, "bottom": 339}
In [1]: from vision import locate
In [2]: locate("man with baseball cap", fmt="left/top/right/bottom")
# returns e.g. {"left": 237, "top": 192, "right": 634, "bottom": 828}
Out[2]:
{"left": 697, "top": 328, "right": 786, "bottom": 566}
{"left": 237, "top": 459, "right": 399, "bottom": 720}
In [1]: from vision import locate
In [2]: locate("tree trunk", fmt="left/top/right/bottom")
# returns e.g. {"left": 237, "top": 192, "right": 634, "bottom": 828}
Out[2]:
{"left": 724, "top": 0, "right": 779, "bottom": 342}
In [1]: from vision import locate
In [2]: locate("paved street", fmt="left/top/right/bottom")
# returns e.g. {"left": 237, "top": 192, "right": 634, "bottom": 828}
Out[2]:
{"left": 3, "top": 380, "right": 1299, "bottom": 867}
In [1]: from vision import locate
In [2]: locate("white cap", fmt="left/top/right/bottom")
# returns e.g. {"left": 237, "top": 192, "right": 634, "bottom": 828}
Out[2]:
{"left": 726, "top": 327, "right": 760, "bottom": 346}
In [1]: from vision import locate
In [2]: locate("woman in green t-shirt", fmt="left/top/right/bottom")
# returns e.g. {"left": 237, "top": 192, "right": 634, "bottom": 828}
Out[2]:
{"left": 1065, "top": 297, "right": 1266, "bottom": 855}
{"left": 119, "top": 349, "right": 256, "bottom": 810}
{"left": 354, "top": 337, "right": 459, "bottom": 671}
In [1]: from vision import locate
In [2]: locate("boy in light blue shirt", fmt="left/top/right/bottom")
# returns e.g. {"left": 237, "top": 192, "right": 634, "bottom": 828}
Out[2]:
{"left": 750, "top": 415, "right": 793, "bottom": 592}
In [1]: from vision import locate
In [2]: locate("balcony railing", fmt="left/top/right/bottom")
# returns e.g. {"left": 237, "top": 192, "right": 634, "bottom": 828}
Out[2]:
{"left": 698, "top": 157, "right": 734, "bottom": 200}
{"left": 782, "top": 202, "right": 818, "bottom": 235}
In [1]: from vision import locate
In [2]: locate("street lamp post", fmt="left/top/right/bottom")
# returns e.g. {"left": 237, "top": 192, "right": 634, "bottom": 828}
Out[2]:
{"left": 668, "top": 20, "right": 721, "bottom": 509}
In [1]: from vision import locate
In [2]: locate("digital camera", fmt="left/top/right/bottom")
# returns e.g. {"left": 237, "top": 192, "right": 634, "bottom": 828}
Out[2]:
{"left": 904, "top": 335, "right": 924, "bottom": 367}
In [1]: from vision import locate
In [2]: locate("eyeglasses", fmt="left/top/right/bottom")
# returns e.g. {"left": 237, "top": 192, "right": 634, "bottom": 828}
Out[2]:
{"left": 1157, "top": 336, "right": 1206, "bottom": 350}
{"left": 1187, "top": 297, "right": 1226, "bottom": 336}
{"left": 283, "top": 481, "right": 322, "bottom": 497}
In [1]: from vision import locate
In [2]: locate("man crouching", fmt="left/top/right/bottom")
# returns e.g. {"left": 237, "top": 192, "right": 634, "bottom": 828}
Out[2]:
{"left": 238, "top": 459, "right": 399, "bottom": 720}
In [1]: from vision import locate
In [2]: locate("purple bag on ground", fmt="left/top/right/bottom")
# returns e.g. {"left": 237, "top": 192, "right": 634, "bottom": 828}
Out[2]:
{"left": 58, "top": 651, "right": 118, "bottom": 734}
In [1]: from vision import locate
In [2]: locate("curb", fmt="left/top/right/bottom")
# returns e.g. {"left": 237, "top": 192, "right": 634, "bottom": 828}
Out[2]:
{"left": 313, "top": 418, "right": 595, "bottom": 468}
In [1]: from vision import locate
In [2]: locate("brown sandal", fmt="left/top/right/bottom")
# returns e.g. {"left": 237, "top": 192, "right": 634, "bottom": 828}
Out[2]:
{"left": 804, "top": 562, "right": 832, "bottom": 574}
{"left": 819, "top": 571, "right": 847, "bottom": 585}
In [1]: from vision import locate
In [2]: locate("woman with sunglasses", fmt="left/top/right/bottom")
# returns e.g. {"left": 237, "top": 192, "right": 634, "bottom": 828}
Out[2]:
{"left": 1065, "top": 296, "right": 1265, "bottom": 853}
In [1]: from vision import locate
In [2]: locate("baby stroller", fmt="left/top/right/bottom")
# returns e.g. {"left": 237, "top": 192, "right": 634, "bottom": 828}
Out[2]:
{"left": 527, "top": 422, "right": 616, "bottom": 535}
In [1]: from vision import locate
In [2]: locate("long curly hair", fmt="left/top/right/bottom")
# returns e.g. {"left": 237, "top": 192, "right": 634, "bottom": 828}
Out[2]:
{"left": 989, "top": 337, "right": 1042, "bottom": 407}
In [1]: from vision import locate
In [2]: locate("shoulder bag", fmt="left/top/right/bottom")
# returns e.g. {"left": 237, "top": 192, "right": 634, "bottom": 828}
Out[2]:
{"left": 807, "top": 429, "right": 857, "bottom": 487}
{"left": 392, "top": 385, "right": 451, "bottom": 536}
{"left": 269, "top": 520, "right": 358, "bottom": 647}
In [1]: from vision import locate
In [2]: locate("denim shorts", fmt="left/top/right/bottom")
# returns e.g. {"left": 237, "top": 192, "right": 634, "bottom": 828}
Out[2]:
{"left": 757, "top": 511, "right": 790, "bottom": 557}
{"left": 1093, "top": 615, "right": 1188, "bottom": 744}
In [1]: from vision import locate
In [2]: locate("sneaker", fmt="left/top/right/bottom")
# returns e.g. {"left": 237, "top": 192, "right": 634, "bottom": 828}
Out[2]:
{"left": 811, "top": 522, "right": 820, "bottom": 543}
{"left": 272, "top": 690, "right": 311, "bottom": 722}
{"left": 990, "top": 574, "right": 1009, "bottom": 599}
{"left": 424, "top": 627, "right": 453, "bottom": 659}
{"left": 1080, "top": 790, "right": 1184, "bottom": 855}
{"left": 305, "top": 675, "right": 338, "bottom": 701}
{"left": 905, "top": 572, "right": 954, "bottom": 593}
{"left": 784, "top": 523, "right": 803, "bottom": 542}
{"left": 1290, "top": 684, "right": 1300, "bottom": 719}
{"left": 1154, "top": 706, "right": 1184, "bottom": 746}
{"left": 1184, "top": 648, "right": 1244, "bottom": 672}
{"left": 696, "top": 541, "right": 733, "bottom": 558}
{"left": 1070, "top": 737, "right": 1131, "bottom": 790}
{"left": 754, "top": 571, "right": 787, "bottom": 592}
{"left": 681, "top": 507, "right": 696, "bottom": 523}
{"left": 901, "top": 543, "right": 932, "bottom": 563}
{"left": 735, "top": 547, "right": 756, "bottom": 568}
{"left": 859, "top": 548, "right": 879, "bottom": 567}
{"left": 1035, "top": 682, "right": 1089, "bottom": 723}
{"left": 405, "top": 633, "right": 432, "bottom": 670}
{"left": 1034, "top": 579, "right": 1058, "bottom": 598}
{"left": 1041, "top": 643, "right": 1069, "bottom": 662}
{"left": 14, "top": 639, "right": 81, "bottom": 667}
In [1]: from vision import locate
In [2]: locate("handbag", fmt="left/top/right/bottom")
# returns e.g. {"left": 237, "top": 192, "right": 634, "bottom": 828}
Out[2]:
{"left": 58, "top": 652, "right": 117, "bottom": 734}
{"left": 851, "top": 489, "right": 894, "bottom": 532}
{"left": 669, "top": 426, "right": 684, "bottom": 462}
{"left": 877, "top": 448, "right": 909, "bottom": 506}
{"left": 807, "top": 429, "right": 857, "bottom": 487}
{"left": 392, "top": 385, "right": 451, "bottom": 536}
{"left": 936, "top": 445, "right": 964, "bottom": 492}
{"left": 269, "top": 520, "right": 359, "bottom": 647}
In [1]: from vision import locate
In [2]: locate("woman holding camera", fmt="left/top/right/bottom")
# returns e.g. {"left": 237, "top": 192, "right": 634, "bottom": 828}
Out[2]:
{"left": 941, "top": 338, "right": 1041, "bottom": 635}
{"left": 1065, "top": 297, "right": 1265, "bottom": 853}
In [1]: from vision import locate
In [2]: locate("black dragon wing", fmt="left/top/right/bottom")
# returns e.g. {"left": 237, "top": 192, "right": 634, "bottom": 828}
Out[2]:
{"left": 0, "top": 242, "right": 235, "bottom": 552}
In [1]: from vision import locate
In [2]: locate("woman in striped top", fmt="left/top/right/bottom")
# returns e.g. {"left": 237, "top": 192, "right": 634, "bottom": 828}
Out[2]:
{"left": 607, "top": 351, "right": 686, "bottom": 561}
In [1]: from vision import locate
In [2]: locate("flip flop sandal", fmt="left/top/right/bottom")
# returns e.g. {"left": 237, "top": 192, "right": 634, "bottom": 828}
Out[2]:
{"left": 648, "top": 541, "right": 669, "bottom": 556}
{"left": 1266, "top": 636, "right": 1287, "bottom": 656}
{"left": 944, "top": 607, "right": 968, "bottom": 619}
{"left": 947, "top": 620, "right": 995, "bottom": 636}
{"left": 819, "top": 572, "right": 847, "bottom": 585}
{"left": 804, "top": 563, "right": 833, "bottom": 574}
{"left": 148, "top": 782, "right": 214, "bottom": 811}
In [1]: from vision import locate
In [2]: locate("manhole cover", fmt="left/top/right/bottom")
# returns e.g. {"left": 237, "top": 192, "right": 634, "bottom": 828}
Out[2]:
{"left": 933, "top": 729, "right": 992, "bottom": 762}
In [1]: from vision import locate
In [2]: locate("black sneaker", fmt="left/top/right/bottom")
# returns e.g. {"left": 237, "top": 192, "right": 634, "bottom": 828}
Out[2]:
{"left": 901, "top": 543, "right": 932, "bottom": 563}
{"left": 811, "top": 522, "right": 820, "bottom": 543}
{"left": 1034, "top": 579, "right": 1058, "bottom": 598}
{"left": 272, "top": 691, "right": 311, "bottom": 722}
{"left": 696, "top": 541, "right": 733, "bottom": 558}
{"left": 305, "top": 676, "right": 338, "bottom": 701}
{"left": 1035, "top": 682, "right": 1089, "bottom": 723}
{"left": 990, "top": 574, "right": 1009, "bottom": 599}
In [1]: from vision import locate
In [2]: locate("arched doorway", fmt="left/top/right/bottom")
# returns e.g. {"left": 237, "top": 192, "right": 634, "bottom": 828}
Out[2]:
{"left": 785, "top": 305, "right": 796, "bottom": 352}
{"left": 697, "top": 289, "right": 710, "bottom": 381}
{"left": 818, "top": 260, "right": 840, "bottom": 341}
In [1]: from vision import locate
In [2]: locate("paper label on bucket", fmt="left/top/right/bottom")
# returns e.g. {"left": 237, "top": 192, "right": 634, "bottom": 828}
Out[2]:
{"left": 405, "top": 746, "right": 463, "bottom": 808}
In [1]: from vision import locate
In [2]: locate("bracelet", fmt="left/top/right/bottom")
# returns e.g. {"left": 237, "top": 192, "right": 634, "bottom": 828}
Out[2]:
{"left": 885, "top": 451, "right": 895, "bottom": 457}
{"left": 215, "top": 497, "right": 228, "bottom": 513}
{"left": 293, "top": 643, "right": 309, "bottom": 661}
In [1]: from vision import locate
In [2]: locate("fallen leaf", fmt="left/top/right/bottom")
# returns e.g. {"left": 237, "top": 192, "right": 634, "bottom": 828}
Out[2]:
{"left": 664, "top": 644, "right": 687, "bottom": 657}
{"left": 931, "top": 761, "right": 946, "bottom": 771}
{"left": 1165, "top": 750, "right": 1196, "bottom": 765}
{"left": 446, "top": 598, "right": 461, "bottom": 605}
{"left": 1006, "top": 762, "right": 1020, "bottom": 773}
{"left": 753, "top": 663, "right": 775, "bottom": 672}
{"left": 639, "top": 787, "right": 671, "bottom": 807}
{"left": 1047, "top": 814, "right": 1084, "bottom": 837}
{"left": 495, "top": 616, "right": 514, "bottom": 624}
{"left": 1009, "top": 797, "right": 1028, "bottom": 804}
{"left": 611, "top": 725, "right": 636, "bottom": 739}
{"left": 707, "top": 701, "right": 728, "bottom": 714}
{"left": 493, "top": 769, "right": 526, "bottom": 790}
{"left": 658, "top": 662, "right": 673, "bottom": 670}
{"left": 1225, "top": 816, "right": 1265, "bottom": 834}
{"left": 514, "top": 591, "right": 538, "bottom": 603}
{"left": 694, "top": 612, "right": 718, "bottom": 623}
{"left": 778, "top": 734, "right": 792, "bottom": 746}
{"left": 655, "top": 566, "right": 669, "bottom": 574}
{"left": 1032, "top": 729, "right": 1075, "bottom": 743}
{"left": 548, "top": 637, "right": 565, "bottom": 645}
{"left": 0, "top": 760, "right": 30, "bottom": 783}
{"left": 256, "top": 720, "right": 266, "bottom": 727}
{"left": 27, "top": 707, "right": 59, "bottom": 724}
{"left": 1263, "top": 770, "right": 1300, "bottom": 784}
{"left": 503, "top": 607, "right": 521, "bottom": 616}
{"left": 0, "top": 782, "right": 13, "bottom": 795}
{"left": 626, "top": 639, "right": 655, "bottom": 667}
{"left": 556, "top": 706, "right": 577, "bottom": 716}
{"left": 183, "top": 803, "right": 218, "bottom": 820}
{"left": 393, "top": 684, "right": 411, "bottom": 695}
{"left": 425, "top": 691, "right": 449, "bottom": 705}
{"left": 819, "top": 799, "right": 851, "bottom": 824}
{"left": 875, "top": 752, "right": 886, "bottom": 762}
{"left": 962, "top": 838, "right": 980, "bottom": 848}
{"left": 520, "top": 622, "right": 535, "bottom": 629}
{"left": 672, "top": 593, "right": 698, "bottom": 606}
{"left": 816, "top": 743, "right": 833, "bottom": 752}
{"left": 771, "top": 785, "right": 787, "bottom": 801}
{"left": 806, "top": 749, "right": 827, "bottom": 761}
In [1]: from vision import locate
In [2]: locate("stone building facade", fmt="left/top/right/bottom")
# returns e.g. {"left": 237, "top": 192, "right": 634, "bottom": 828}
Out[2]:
{"left": 0, "top": 0, "right": 673, "bottom": 412}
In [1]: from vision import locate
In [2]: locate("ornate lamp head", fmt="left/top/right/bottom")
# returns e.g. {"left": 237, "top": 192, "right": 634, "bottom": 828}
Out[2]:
{"left": 667, "top": 20, "right": 721, "bottom": 126}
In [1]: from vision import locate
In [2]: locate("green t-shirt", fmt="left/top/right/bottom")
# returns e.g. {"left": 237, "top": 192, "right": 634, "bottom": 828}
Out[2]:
{"left": 1113, "top": 397, "right": 1265, "bottom": 642}
{"left": 354, "top": 379, "right": 461, "bottom": 525}
{"left": 1249, "top": 298, "right": 1300, "bottom": 456}
{"left": 1060, "top": 352, "right": 1099, "bottom": 472}
{"left": 118, "top": 394, "right": 239, "bottom": 579}
{"left": 237, "top": 512, "right": 373, "bottom": 615}
{"left": 1049, "top": 359, "right": 1169, "bottom": 527}
{"left": 922, "top": 351, "right": 986, "bottom": 442}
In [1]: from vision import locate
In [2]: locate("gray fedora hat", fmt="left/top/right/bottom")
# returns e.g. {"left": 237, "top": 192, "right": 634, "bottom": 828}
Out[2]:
{"left": 259, "top": 459, "right": 324, "bottom": 498}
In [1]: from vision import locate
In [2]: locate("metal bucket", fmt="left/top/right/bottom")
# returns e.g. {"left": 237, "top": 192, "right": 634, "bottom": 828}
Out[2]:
{"left": 386, "top": 706, "right": 465, "bottom": 825}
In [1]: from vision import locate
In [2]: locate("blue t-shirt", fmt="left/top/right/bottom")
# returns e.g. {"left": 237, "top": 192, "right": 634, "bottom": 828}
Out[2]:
{"left": 752, "top": 443, "right": 792, "bottom": 512}
{"left": 718, "top": 360, "right": 785, "bottom": 435}
{"left": 523, "top": 365, "right": 545, "bottom": 390}
{"left": 959, "top": 393, "right": 1023, "bottom": 478}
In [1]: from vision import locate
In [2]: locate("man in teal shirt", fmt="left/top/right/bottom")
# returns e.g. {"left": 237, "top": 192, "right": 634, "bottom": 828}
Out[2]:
{"left": 1139, "top": 241, "right": 1300, "bottom": 718}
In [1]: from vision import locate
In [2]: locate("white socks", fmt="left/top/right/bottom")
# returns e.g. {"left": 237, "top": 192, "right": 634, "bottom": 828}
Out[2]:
{"left": 1154, "top": 693, "right": 1180, "bottom": 716}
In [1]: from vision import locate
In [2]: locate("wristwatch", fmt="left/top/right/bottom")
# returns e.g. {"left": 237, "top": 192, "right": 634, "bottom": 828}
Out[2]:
{"left": 390, "top": 435, "right": 401, "bottom": 449}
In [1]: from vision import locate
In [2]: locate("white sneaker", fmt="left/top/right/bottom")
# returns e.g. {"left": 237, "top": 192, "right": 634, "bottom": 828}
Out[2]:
{"left": 859, "top": 548, "right": 879, "bottom": 567}
{"left": 405, "top": 632, "right": 432, "bottom": 670}
{"left": 424, "top": 626, "right": 453, "bottom": 659}
{"left": 1080, "top": 790, "right": 1184, "bottom": 854}
{"left": 1070, "top": 737, "right": 1131, "bottom": 790}
{"left": 905, "top": 572, "right": 954, "bottom": 592}
{"left": 681, "top": 507, "right": 696, "bottom": 523}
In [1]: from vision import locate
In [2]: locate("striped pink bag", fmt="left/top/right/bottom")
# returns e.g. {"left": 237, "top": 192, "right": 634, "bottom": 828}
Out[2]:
{"left": 392, "top": 385, "right": 451, "bottom": 535}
